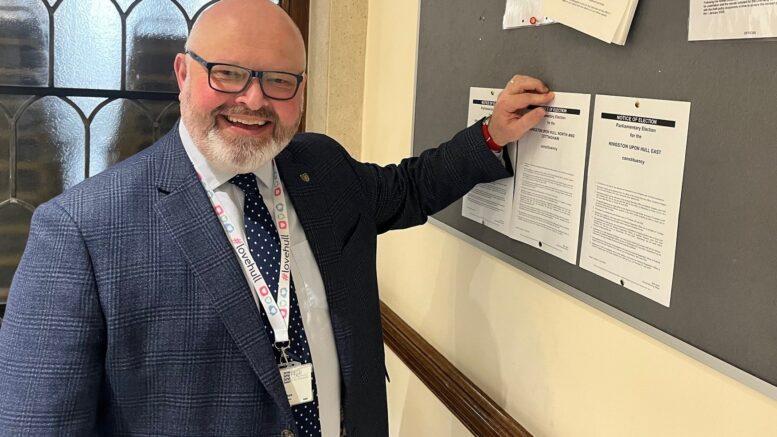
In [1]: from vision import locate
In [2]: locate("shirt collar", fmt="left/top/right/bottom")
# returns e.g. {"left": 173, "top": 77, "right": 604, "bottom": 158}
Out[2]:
{"left": 179, "top": 121, "right": 273, "bottom": 190}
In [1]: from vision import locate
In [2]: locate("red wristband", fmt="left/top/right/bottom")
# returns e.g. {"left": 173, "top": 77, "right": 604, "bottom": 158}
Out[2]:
{"left": 481, "top": 119, "right": 503, "bottom": 151}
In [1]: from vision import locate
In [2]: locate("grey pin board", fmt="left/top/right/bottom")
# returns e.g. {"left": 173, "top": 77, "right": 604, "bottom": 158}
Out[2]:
{"left": 412, "top": 0, "right": 777, "bottom": 396}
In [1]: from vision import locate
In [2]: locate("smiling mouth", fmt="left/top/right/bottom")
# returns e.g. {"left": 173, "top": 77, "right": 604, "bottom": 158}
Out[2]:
{"left": 218, "top": 114, "right": 274, "bottom": 132}
{"left": 224, "top": 114, "right": 269, "bottom": 126}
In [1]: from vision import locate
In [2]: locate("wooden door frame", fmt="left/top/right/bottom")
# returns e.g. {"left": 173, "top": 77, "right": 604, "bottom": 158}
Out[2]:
{"left": 280, "top": 0, "right": 310, "bottom": 131}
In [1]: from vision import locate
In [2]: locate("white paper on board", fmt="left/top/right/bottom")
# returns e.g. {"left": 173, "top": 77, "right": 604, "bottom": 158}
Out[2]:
{"left": 461, "top": 87, "right": 517, "bottom": 236}
{"left": 503, "top": 0, "right": 554, "bottom": 29}
{"left": 579, "top": 95, "right": 691, "bottom": 307}
{"left": 689, "top": 0, "right": 777, "bottom": 41}
{"left": 543, "top": 0, "right": 638, "bottom": 44}
{"left": 508, "top": 92, "right": 591, "bottom": 265}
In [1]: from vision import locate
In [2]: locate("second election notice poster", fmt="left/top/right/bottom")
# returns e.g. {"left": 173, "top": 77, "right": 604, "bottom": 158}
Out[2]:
{"left": 579, "top": 95, "right": 691, "bottom": 307}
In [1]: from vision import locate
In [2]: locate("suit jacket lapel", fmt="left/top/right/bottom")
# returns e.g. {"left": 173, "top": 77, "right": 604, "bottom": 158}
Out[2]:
{"left": 275, "top": 147, "right": 354, "bottom": 383}
{"left": 151, "top": 130, "right": 293, "bottom": 420}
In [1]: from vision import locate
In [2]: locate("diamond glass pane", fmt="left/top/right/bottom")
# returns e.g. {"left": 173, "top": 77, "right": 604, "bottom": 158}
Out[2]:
{"left": 0, "top": 103, "right": 9, "bottom": 200}
{"left": 54, "top": 0, "right": 121, "bottom": 89}
{"left": 0, "top": 0, "right": 49, "bottom": 86}
{"left": 126, "top": 0, "right": 187, "bottom": 92}
{"left": 0, "top": 204, "right": 33, "bottom": 294}
{"left": 90, "top": 99, "right": 155, "bottom": 176}
{"left": 16, "top": 97, "right": 86, "bottom": 206}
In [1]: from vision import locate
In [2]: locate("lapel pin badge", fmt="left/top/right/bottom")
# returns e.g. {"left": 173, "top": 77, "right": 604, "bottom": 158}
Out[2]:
{"left": 299, "top": 173, "right": 310, "bottom": 183}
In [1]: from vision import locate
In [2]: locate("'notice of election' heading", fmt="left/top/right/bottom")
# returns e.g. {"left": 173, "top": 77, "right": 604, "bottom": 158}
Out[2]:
{"left": 528, "top": 105, "right": 582, "bottom": 115}
{"left": 601, "top": 112, "right": 676, "bottom": 128}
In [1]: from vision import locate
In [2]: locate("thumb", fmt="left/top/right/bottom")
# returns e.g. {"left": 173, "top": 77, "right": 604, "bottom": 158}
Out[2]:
{"left": 509, "top": 106, "right": 547, "bottom": 139}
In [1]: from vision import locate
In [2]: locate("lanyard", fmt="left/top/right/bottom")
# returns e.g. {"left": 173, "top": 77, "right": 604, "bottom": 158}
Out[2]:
{"left": 202, "top": 161, "right": 293, "bottom": 345}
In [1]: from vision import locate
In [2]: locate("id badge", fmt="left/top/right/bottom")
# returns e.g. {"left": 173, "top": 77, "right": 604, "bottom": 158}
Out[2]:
{"left": 279, "top": 362, "right": 314, "bottom": 406}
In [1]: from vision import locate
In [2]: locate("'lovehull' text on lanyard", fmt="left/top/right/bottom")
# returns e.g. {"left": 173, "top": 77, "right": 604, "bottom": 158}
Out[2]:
{"left": 201, "top": 162, "right": 293, "bottom": 345}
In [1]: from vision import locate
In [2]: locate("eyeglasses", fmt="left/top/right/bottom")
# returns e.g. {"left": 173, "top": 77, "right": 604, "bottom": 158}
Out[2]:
{"left": 186, "top": 50, "right": 304, "bottom": 101}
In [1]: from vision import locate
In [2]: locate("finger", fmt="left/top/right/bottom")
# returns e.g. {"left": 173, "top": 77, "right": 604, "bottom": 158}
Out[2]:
{"left": 500, "top": 91, "right": 555, "bottom": 113}
{"left": 488, "top": 104, "right": 548, "bottom": 144}
{"left": 511, "top": 107, "right": 547, "bottom": 138}
{"left": 504, "top": 75, "right": 549, "bottom": 94}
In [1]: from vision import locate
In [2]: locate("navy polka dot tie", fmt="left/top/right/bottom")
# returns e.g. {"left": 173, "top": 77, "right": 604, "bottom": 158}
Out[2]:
{"left": 230, "top": 173, "right": 322, "bottom": 437}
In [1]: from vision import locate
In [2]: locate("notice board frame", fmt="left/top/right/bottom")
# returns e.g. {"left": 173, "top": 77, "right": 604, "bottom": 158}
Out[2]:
{"left": 411, "top": 0, "right": 777, "bottom": 399}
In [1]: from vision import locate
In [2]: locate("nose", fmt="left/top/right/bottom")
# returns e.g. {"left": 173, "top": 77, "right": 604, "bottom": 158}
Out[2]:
{"left": 234, "top": 78, "right": 269, "bottom": 110}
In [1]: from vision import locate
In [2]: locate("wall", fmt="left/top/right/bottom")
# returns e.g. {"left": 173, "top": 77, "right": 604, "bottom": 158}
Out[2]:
{"left": 305, "top": 0, "right": 367, "bottom": 159}
{"left": 359, "top": 1, "right": 777, "bottom": 436}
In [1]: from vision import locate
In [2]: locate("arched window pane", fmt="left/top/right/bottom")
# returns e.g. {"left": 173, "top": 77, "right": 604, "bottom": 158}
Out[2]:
{"left": 90, "top": 99, "right": 155, "bottom": 175}
{"left": 114, "top": 0, "right": 136, "bottom": 13}
{"left": 0, "top": 95, "right": 29, "bottom": 118}
{"left": 133, "top": 99, "right": 181, "bottom": 140}
{"left": 54, "top": 0, "right": 121, "bottom": 89}
{"left": 127, "top": 0, "right": 187, "bottom": 92}
{"left": 0, "top": 205, "right": 32, "bottom": 293}
{"left": 176, "top": 0, "right": 219, "bottom": 20}
{"left": 154, "top": 101, "right": 181, "bottom": 139}
{"left": 70, "top": 96, "right": 108, "bottom": 121}
{"left": 16, "top": 97, "right": 85, "bottom": 206}
{"left": 0, "top": 1, "right": 49, "bottom": 86}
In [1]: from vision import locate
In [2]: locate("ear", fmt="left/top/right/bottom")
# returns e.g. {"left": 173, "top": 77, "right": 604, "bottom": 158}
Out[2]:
{"left": 173, "top": 53, "right": 188, "bottom": 93}
{"left": 297, "top": 75, "right": 307, "bottom": 99}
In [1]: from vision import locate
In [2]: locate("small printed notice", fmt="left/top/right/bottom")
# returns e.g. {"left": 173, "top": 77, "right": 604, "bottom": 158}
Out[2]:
{"left": 689, "top": 0, "right": 777, "bottom": 41}
{"left": 461, "top": 87, "right": 517, "bottom": 235}
{"left": 543, "top": 0, "right": 639, "bottom": 44}
{"left": 579, "top": 95, "right": 691, "bottom": 307}
{"left": 508, "top": 92, "right": 591, "bottom": 264}
{"left": 504, "top": 0, "right": 554, "bottom": 29}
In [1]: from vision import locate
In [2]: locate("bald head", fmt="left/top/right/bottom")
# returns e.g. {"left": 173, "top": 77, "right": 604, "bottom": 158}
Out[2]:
{"left": 187, "top": 0, "right": 306, "bottom": 71}
{"left": 174, "top": 0, "right": 307, "bottom": 174}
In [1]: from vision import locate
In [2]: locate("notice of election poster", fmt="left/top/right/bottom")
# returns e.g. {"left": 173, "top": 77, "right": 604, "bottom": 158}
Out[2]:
{"left": 689, "top": 0, "right": 777, "bottom": 41}
{"left": 579, "top": 95, "right": 691, "bottom": 307}
{"left": 508, "top": 92, "right": 591, "bottom": 264}
{"left": 461, "top": 87, "right": 517, "bottom": 236}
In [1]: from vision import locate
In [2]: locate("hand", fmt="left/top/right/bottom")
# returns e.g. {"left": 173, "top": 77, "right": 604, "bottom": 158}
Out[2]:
{"left": 488, "top": 75, "right": 555, "bottom": 146}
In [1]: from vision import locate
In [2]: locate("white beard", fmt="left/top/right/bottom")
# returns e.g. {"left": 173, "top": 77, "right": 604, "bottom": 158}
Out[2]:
{"left": 199, "top": 126, "right": 288, "bottom": 174}
{"left": 179, "top": 78, "right": 302, "bottom": 174}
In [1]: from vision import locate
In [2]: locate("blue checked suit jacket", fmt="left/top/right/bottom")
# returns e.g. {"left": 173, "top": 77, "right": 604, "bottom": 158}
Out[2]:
{"left": 0, "top": 122, "right": 510, "bottom": 436}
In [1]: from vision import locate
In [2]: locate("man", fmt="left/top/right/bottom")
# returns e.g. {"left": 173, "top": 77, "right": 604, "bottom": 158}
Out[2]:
{"left": 0, "top": 0, "right": 553, "bottom": 435}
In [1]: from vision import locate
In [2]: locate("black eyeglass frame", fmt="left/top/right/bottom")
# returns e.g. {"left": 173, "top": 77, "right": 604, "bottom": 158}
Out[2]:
{"left": 185, "top": 50, "right": 305, "bottom": 101}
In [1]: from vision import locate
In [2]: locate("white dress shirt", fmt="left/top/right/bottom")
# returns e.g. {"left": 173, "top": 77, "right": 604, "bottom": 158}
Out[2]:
{"left": 179, "top": 122, "right": 341, "bottom": 437}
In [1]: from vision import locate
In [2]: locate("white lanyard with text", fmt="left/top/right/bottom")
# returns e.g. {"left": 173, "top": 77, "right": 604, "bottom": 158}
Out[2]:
{"left": 203, "top": 161, "right": 293, "bottom": 346}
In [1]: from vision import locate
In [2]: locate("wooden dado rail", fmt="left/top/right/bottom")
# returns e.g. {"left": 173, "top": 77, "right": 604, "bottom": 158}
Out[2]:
{"left": 380, "top": 301, "right": 532, "bottom": 437}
